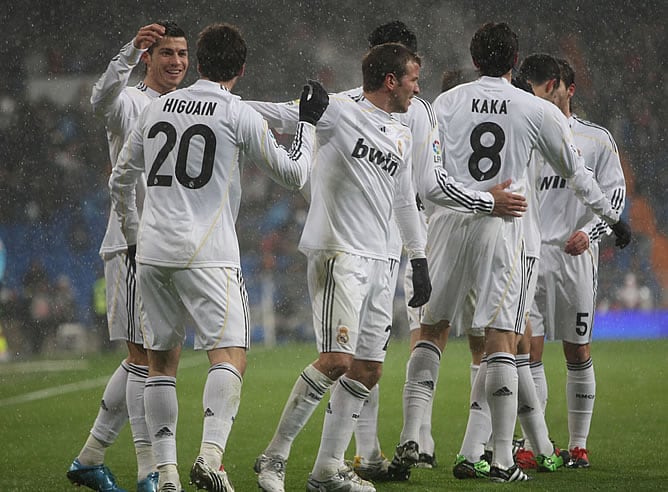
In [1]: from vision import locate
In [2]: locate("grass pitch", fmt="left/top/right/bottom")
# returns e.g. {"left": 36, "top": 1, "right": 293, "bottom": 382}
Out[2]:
{"left": 1, "top": 338, "right": 667, "bottom": 491}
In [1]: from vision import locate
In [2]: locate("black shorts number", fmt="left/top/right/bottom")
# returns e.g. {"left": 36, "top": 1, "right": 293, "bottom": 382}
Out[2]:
{"left": 147, "top": 121, "right": 216, "bottom": 189}
{"left": 468, "top": 122, "right": 505, "bottom": 181}
{"left": 575, "top": 312, "right": 589, "bottom": 336}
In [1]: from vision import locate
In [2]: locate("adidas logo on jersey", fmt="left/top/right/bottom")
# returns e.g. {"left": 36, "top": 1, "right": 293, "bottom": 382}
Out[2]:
{"left": 351, "top": 138, "right": 399, "bottom": 176}
{"left": 204, "top": 408, "right": 215, "bottom": 417}
{"left": 470, "top": 401, "right": 482, "bottom": 410}
{"left": 100, "top": 399, "right": 108, "bottom": 411}
{"left": 492, "top": 386, "right": 513, "bottom": 397}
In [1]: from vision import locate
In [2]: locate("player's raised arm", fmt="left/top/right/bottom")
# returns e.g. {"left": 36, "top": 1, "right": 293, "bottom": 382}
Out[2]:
{"left": 240, "top": 80, "right": 328, "bottom": 190}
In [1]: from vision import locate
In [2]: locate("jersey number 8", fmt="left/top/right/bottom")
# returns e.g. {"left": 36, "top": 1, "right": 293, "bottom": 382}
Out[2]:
{"left": 468, "top": 122, "right": 505, "bottom": 181}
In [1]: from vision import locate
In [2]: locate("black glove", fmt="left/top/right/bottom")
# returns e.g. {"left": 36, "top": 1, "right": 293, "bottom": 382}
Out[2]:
{"left": 299, "top": 79, "right": 329, "bottom": 125}
{"left": 611, "top": 220, "right": 631, "bottom": 249}
{"left": 127, "top": 244, "right": 137, "bottom": 274}
{"left": 408, "top": 258, "right": 432, "bottom": 308}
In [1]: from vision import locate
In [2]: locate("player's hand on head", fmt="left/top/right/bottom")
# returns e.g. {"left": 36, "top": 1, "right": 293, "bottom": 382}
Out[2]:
{"left": 408, "top": 258, "right": 432, "bottom": 308}
{"left": 134, "top": 23, "right": 165, "bottom": 50}
{"left": 488, "top": 179, "right": 527, "bottom": 217}
{"left": 611, "top": 219, "right": 632, "bottom": 249}
{"left": 127, "top": 244, "right": 137, "bottom": 274}
{"left": 564, "top": 231, "right": 589, "bottom": 256}
{"left": 299, "top": 79, "right": 329, "bottom": 126}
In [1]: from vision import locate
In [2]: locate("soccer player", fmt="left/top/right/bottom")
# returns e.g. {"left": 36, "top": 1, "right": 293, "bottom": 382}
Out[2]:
{"left": 396, "top": 22, "right": 626, "bottom": 483}
{"left": 346, "top": 21, "right": 527, "bottom": 482}
{"left": 109, "top": 23, "right": 328, "bottom": 492}
{"left": 528, "top": 57, "right": 628, "bottom": 469}
{"left": 452, "top": 54, "right": 575, "bottom": 479}
{"left": 68, "top": 21, "right": 188, "bottom": 492}
{"left": 251, "top": 43, "right": 435, "bottom": 492}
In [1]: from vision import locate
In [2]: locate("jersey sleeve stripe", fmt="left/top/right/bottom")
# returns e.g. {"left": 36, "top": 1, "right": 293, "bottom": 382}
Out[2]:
{"left": 434, "top": 169, "right": 494, "bottom": 213}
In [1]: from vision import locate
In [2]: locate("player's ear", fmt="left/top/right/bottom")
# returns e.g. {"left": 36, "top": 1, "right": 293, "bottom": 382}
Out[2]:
{"left": 238, "top": 63, "right": 246, "bottom": 78}
{"left": 385, "top": 72, "right": 397, "bottom": 90}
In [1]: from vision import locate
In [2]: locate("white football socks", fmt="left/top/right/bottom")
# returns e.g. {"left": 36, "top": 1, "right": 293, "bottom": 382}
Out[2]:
{"left": 400, "top": 341, "right": 441, "bottom": 445}
{"left": 311, "top": 376, "right": 369, "bottom": 480}
{"left": 200, "top": 363, "right": 243, "bottom": 469}
{"left": 80, "top": 362, "right": 130, "bottom": 465}
{"left": 516, "top": 354, "right": 552, "bottom": 456}
{"left": 486, "top": 352, "right": 518, "bottom": 469}
{"left": 126, "top": 363, "right": 154, "bottom": 479}
{"left": 354, "top": 383, "right": 383, "bottom": 463}
{"left": 566, "top": 358, "right": 595, "bottom": 450}
{"left": 458, "top": 358, "right": 490, "bottom": 462}
{"left": 265, "top": 363, "right": 334, "bottom": 459}
{"left": 144, "top": 376, "right": 178, "bottom": 468}
{"left": 530, "top": 360, "right": 548, "bottom": 414}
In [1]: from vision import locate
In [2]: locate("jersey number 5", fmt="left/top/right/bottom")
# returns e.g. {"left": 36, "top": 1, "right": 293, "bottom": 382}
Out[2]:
{"left": 468, "top": 122, "right": 505, "bottom": 181}
{"left": 147, "top": 121, "right": 216, "bottom": 189}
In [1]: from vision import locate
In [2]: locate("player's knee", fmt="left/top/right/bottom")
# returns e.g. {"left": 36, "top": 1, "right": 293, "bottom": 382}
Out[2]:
{"left": 314, "top": 352, "right": 352, "bottom": 380}
{"left": 563, "top": 341, "right": 590, "bottom": 363}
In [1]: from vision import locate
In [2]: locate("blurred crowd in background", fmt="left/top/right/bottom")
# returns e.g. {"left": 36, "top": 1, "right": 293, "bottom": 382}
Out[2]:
{"left": 0, "top": 1, "right": 665, "bottom": 357}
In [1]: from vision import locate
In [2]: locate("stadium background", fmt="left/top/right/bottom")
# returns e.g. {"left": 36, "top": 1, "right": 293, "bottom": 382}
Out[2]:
{"left": 0, "top": 0, "right": 665, "bottom": 357}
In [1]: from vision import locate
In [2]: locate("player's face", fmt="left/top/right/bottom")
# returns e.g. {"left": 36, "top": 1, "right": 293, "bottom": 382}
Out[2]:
{"left": 532, "top": 79, "right": 558, "bottom": 104}
{"left": 390, "top": 60, "right": 420, "bottom": 113}
{"left": 552, "top": 80, "right": 573, "bottom": 115}
{"left": 144, "top": 36, "right": 189, "bottom": 94}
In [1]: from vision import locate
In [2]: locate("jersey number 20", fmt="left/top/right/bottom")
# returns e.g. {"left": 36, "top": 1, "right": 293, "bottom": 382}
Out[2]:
{"left": 147, "top": 121, "right": 216, "bottom": 189}
{"left": 468, "top": 122, "right": 505, "bottom": 181}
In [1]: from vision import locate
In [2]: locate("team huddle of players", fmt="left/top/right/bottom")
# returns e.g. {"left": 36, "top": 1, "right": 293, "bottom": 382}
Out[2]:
{"left": 65, "top": 17, "right": 629, "bottom": 492}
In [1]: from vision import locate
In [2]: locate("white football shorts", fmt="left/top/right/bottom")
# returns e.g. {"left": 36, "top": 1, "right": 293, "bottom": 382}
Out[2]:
{"left": 307, "top": 250, "right": 391, "bottom": 362}
{"left": 529, "top": 243, "right": 598, "bottom": 343}
{"left": 137, "top": 264, "right": 250, "bottom": 351}
{"left": 421, "top": 211, "right": 527, "bottom": 335}
{"left": 104, "top": 252, "right": 143, "bottom": 344}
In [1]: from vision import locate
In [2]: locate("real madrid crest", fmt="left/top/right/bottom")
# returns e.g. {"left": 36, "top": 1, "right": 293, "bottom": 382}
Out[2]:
{"left": 336, "top": 326, "right": 350, "bottom": 345}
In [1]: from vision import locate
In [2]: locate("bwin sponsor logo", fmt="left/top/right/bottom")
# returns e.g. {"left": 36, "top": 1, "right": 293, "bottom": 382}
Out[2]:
{"left": 351, "top": 138, "right": 399, "bottom": 176}
{"left": 576, "top": 393, "right": 595, "bottom": 400}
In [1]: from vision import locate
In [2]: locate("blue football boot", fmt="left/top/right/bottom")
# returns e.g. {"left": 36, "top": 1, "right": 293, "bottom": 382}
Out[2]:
{"left": 136, "top": 472, "right": 159, "bottom": 492}
{"left": 67, "top": 458, "right": 128, "bottom": 492}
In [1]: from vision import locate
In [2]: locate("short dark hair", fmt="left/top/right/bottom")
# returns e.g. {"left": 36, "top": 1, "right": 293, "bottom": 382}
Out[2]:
{"left": 362, "top": 43, "right": 421, "bottom": 92}
{"left": 197, "top": 23, "right": 247, "bottom": 82}
{"left": 556, "top": 57, "right": 575, "bottom": 87}
{"left": 470, "top": 22, "right": 518, "bottom": 76}
{"left": 147, "top": 20, "right": 187, "bottom": 54}
{"left": 518, "top": 53, "right": 560, "bottom": 87}
{"left": 368, "top": 20, "right": 418, "bottom": 53}
{"left": 441, "top": 69, "right": 468, "bottom": 92}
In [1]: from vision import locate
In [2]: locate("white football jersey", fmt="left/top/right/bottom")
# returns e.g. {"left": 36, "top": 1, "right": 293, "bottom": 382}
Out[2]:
{"left": 334, "top": 89, "right": 495, "bottom": 260}
{"left": 110, "top": 79, "right": 315, "bottom": 268}
{"left": 91, "top": 41, "right": 154, "bottom": 258}
{"left": 432, "top": 76, "right": 619, "bottom": 225}
{"left": 537, "top": 114, "right": 626, "bottom": 245}
{"left": 524, "top": 152, "right": 546, "bottom": 258}
{"left": 249, "top": 94, "right": 424, "bottom": 261}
